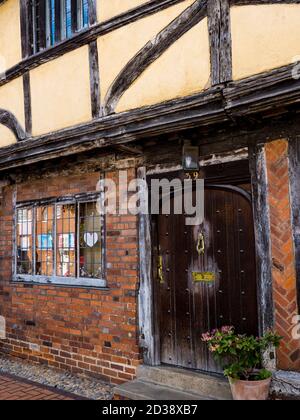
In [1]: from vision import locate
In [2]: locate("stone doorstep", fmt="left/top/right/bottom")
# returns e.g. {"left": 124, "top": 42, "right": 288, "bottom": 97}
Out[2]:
{"left": 114, "top": 365, "right": 232, "bottom": 401}
{"left": 114, "top": 379, "right": 213, "bottom": 401}
{"left": 114, "top": 366, "right": 300, "bottom": 400}
{"left": 271, "top": 370, "right": 300, "bottom": 399}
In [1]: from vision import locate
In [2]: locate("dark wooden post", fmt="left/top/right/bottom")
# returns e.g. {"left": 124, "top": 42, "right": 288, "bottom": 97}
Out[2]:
{"left": 207, "top": 0, "right": 232, "bottom": 85}
{"left": 249, "top": 144, "right": 274, "bottom": 334}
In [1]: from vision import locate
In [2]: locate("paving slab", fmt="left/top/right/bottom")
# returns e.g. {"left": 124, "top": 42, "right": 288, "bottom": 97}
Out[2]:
{"left": 0, "top": 373, "right": 82, "bottom": 400}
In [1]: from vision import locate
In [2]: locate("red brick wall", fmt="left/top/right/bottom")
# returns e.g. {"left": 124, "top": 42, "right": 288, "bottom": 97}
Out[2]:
{"left": 0, "top": 169, "right": 142, "bottom": 384}
{"left": 265, "top": 140, "right": 300, "bottom": 371}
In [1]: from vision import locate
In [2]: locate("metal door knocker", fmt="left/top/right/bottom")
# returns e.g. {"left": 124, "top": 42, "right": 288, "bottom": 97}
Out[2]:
{"left": 197, "top": 232, "right": 205, "bottom": 256}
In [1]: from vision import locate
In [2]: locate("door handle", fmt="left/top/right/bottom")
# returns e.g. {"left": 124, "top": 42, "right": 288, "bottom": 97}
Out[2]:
{"left": 158, "top": 255, "right": 164, "bottom": 284}
{"left": 197, "top": 232, "right": 205, "bottom": 256}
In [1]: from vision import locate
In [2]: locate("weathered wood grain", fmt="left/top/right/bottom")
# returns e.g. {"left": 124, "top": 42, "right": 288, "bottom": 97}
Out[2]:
{"left": 89, "top": 41, "right": 101, "bottom": 118}
{"left": 1, "top": 55, "right": 300, "bottom": 171}
{"left": 0, "top": 0, "right": 189, "bottom": 88}
{"left": 249, "top": 144, "right": 274, "bottom": 333}
{"left": 23, "top": 72, "right": 32, "bottom": 135}
{"left": 138, "top": 167, "right": 158, "bottom": 365}
{"left": 0, "top": 109, "right": 27, "bottom": 142}
{"left": 231, "top": 0, "right": 300, "bottom": 5}
{"left": 0, "top": 88, "right": 225, "bottom": 171}
{"left": 103, "top": 0, "right": 208, "bottom": 114}
{"left": 207, "top": 0, "right": 232, "bottom": 85}
{"left": 224, "top": 62, "right": 300, "bottom": 116}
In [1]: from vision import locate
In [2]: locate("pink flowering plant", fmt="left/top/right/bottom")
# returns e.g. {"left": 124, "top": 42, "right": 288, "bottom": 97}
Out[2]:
{"left": 202, "top": 326, "right": 282, "bottom": 381}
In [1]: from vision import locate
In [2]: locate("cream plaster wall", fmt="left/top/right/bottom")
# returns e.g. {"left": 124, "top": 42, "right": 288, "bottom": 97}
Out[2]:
{"left": 231, "top": 4, "right": 300, "bottom": 80}
{"left": 116, "top": 19, "right": 210, "bottom": 113}
{"left": 30, "top": 46, "right": 92, "bottom": 136}
{"left": 0, "top": 77, "right": 25, "bottom": 147}
{"left": 98, "top": 0, "right": 195, "bottom": 102}
{"left": 0, "top": 0, "right": 22, "bottom": 74}
{"left": 97, "top": 0, "right": 149, "bottom": 22}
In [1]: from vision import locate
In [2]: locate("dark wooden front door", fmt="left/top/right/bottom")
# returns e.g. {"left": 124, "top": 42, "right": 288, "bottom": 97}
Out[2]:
{"left": 155, "top": 183, "right": 258, "bottom": 373}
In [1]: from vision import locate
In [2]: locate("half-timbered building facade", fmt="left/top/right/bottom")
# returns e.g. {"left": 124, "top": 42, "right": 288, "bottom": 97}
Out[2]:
{"left": 0, "top": 0, "right": 300, "bottom": 398}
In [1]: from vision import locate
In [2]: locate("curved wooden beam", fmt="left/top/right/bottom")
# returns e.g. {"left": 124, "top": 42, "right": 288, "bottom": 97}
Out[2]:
{"left": 231, "top": 0, "right": 300, "bottom": 5}
{"left": 103, "top": 0, "right": 208, "bottom": 115}
{"left": 0, "top": 109, "right": 27, "bottom": 141}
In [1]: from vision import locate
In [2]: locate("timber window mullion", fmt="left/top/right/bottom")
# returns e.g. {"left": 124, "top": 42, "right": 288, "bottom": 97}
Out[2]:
{"left": 38, "top": 0, "right": 47, "bottom": 51}
{"left": 77, "top": 0, "right": 83, "bottom": 31}
{"left": 61, "top": 0, "right": 66, "bottom": 40}
{"left": 32, "top": 207, "right": 36, "bottom": 276}
{"left": 71, "top": 0, "right": 78, "bottom": 33}
{"left": 54, "top": 0, "right": 61, "bottom": 43}
{"left": 77, "top": 202, "right": 80, "bottom": 279}
{"left": 54, "top": 204, "right": 57, "bottom": 277}
{"left": 88, "top": 0, "right": 96, "bottom": 26}
{"left": 45, "top": 0, "right": 50, "bottom": 48}
{"left": 31, "top": 1, "right": 38, "bottom": 54}
{"left": 66, "top": 0, "right": 72, "bottom": 38}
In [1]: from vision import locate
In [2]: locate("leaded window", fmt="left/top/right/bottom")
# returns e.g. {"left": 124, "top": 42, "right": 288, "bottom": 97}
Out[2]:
{"left": 31, "top": 0, "right": 90, "bottom": 54}
{"left": 15, "top": 197, "right": 106, "bottom": 288}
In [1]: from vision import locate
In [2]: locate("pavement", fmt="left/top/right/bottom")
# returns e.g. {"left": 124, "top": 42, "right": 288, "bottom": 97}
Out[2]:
{"left": 0, "top": 373, "right": 80, "bottom": 400}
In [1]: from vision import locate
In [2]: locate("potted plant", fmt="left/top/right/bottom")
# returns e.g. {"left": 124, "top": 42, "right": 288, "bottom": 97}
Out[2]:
{"left": 202, "top": 326, "right": 282, "bottom": 400}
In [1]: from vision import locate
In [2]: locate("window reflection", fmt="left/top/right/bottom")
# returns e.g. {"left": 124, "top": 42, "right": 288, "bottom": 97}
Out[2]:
{"left": 17, "top": 209, "right": 33, "bottom": 275}
{"left": 79, "top": 202, "right": 103, "bottom": 279}
{"left": 56, "top": 204, "right": 76, "bottom": 278}
{"left": 16, "top": 200, "right": 104, "bottom": 282}
{"left": 36, "top": 206, "right": 54, "bottom": 276}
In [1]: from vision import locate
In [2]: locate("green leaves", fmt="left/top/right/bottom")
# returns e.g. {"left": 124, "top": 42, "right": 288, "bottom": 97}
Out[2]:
{"left": 202, "top": 327, "right": 282, "bottom": 381}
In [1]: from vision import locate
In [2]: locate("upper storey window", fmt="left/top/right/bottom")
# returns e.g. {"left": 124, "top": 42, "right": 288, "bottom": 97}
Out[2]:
{"left": 31, "top": 0, "right": 90, "bottom": 54}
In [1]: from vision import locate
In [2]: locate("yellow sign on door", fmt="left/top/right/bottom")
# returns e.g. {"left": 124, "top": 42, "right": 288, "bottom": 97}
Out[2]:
{"left": 192, "top": 272, "right": 216, "bottom": 283}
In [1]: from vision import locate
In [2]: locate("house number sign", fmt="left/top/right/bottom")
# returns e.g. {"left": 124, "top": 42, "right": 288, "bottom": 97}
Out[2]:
{"left": 192, "top": 271, "right": 216, "bottom": 283}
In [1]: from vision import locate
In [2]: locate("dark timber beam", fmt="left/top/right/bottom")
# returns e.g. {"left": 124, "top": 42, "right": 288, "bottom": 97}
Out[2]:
{"left": 0, "top": 88, "right": 225, "bottom": 171}
{"left": 103, "top": 0, "right": 207, "bottom": 114}
{"left": 20, "top": 2, "right": 33, "bottom": 135}
{"left": 88, "top": 0, "right": 97, "bottom": 25}
{"left": 20, "top": 0, "right": 32, "bottom": 59}
{"left": 1, "top": 55, "right": 300, "bottom": 170}
{"left": 23, "top": 72, "right": 32, "bottom": 135}
{"left": 223, "top": 62, "right": 300, "bottom": 116}
{"left": 231, "top": 0, "right": 300, "bottom": 5}
{"left": 207, "top": 0, "right": 232, "bottom": 85}
{"left": 1, "top": 0, "right": 188, "bottom": 88}
{"left": 89, "top": 41, "right": 101, "bottom": 118}
{"left": 5, "top": 0, "right": 300, "bottom": 94}
{"left": 249, "top": 144, "right": 274, "bottom": 333}
{"left": 137, "top": 167, "right": 158, "bottom": 366}
{"left": 54, "top": 0, "right": 62, "bottom": 43}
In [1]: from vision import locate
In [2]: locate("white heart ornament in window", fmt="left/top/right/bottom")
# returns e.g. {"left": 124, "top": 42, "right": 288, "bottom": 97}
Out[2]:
{"left": 84, "top": 232, "right": 98, "bottom": 247}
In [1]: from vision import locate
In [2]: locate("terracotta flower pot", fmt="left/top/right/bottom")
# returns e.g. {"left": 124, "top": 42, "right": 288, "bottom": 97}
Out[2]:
{"left": 229, "top": 377, "right": 272, "bottom": 401}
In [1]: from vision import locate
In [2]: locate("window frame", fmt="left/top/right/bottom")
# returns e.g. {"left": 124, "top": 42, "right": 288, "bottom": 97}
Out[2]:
{"left": 14, "top": 193, "right": 106, "bottom": 288}
{"left": 30, "top": 0, "right": 95, "bottom": 56}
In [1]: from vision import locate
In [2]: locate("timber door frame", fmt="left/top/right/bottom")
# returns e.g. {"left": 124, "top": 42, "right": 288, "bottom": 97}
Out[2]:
{"left": 138, "top": 155, "right": 274, "bottom": 367}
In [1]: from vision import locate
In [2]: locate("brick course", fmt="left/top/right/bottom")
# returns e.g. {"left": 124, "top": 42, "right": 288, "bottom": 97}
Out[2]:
{"left": 0, "top": 169, "right": 142, "bottom": 384}
{"left": 0, "top": 373, "right": 76, "bottom": 400}
{"left": 265, "top": 140, "right": 300, "bottom": 371}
